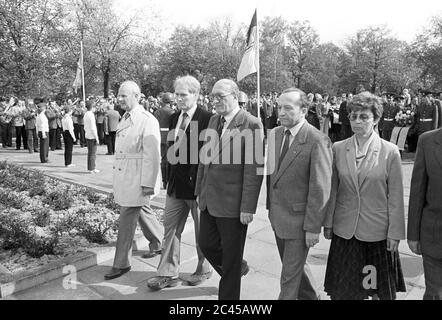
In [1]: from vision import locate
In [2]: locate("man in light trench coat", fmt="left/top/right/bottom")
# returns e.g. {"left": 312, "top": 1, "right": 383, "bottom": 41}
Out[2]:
{"left": 104, "top": 81, "right": 162, "bottom": 280}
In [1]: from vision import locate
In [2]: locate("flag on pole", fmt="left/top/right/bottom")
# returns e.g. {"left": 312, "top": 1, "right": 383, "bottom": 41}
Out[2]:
{"left": 73, "top": 56, "right": 83, "bottom": 94}
{"left": 237, "top": 10, "right": 258, "bottom": 82}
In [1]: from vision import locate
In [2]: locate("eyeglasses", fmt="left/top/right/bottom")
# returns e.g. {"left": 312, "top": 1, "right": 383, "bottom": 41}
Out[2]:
{"left": 210, "top": 93, "right": 232, "bottom": 102}
{"left": 348, "top": 113, "right": 373, "bottom": 122}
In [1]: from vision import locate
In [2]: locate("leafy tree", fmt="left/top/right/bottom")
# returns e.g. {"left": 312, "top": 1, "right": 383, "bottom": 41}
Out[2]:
{"left": 286, "top": 20, "right": 319, "bottom": 89}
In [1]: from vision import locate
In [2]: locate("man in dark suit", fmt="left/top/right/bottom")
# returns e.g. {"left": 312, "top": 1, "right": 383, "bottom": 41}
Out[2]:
{"left": 408, "top": 127, "right": 442, "bottom": 300}
{"left": 339, "top": 93, "right": 353, "bottom": 140}
{"left": 147, "top": 76, "right": 213, "bottom": 291}
{"left": 195, "top": 79, "right": 264, "bottom": 300}
{"left": 266, "top": 87, "right": 332, "bottom": 300}
{"left": 154, "top": 92, "right": 176, "bottom": 189}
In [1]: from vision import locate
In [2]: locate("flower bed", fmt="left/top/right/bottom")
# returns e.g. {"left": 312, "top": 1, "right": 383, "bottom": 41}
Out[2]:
{"left": 0, "top": 161, "right": 123, "bottom": 274}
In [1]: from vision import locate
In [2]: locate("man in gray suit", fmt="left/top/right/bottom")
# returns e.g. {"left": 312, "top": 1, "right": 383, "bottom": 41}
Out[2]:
{"left": 266, "top": 87, "right": 333, "bottom": 300}
{"left": 408, "top": 127, "right": 442, "bottom": 299}
{"left": 195, "top": 79, "right": 264, "bottom": 300}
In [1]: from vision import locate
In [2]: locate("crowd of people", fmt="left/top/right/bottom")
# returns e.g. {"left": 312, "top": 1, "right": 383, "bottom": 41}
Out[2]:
{"left": 1, "top": 80, "right": 442, "bottom": 301}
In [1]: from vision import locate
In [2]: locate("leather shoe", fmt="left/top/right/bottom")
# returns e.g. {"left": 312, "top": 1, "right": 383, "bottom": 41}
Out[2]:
{"left": 241, "top": 260, "right": 249, "bottom": 277}
{"left": 147, "top": 276, "right": 180, "bottom": 291}
{"left": 186, "top": 270, "right": 213, "bottom": 286}
{"left": 142, "top": 250, "right": 161, "bottom": 259}
{"left": 104, "top": 266, "right": 131, "bottom": 280}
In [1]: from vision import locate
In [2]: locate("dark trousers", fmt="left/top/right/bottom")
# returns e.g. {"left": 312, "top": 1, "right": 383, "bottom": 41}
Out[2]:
{"left": 63, "top": 131, "right": 74, "bottom": 166}
{"left": 198, "top": 209, "right": 248, "bottom": 300}
{"left": 423, "top": 254, "right": 442, "bottom": 300}
{"left": 56, "top": 127, "right": 62, "bottom": 149}
{"left": 106, "top": 131, "right": 116, "bottom": 154}
{"left": 160, "top": 143, "right": 168, "bottom": 188}
{"left": 49, "top": 128, "right": 57, "bottom": 150}
{"left": 14, "top": 125, "right": 27, "bottom": 149}
{"left": 79, "top": 125, "right": 86, "bottom": 146}
{"left": 73, "top": 123, "right": 80, "bottom": 144}
{"left": 26, "top": 129, "right": 38, "bottom": 153}
{"left": 97, "top": 123, "right": 105, "bottom": 145}
{"left": 86, "top": 139, "right": 97, "bottom": 171}
{"left": 38, "top": 132, "right": 49, "bottom": 163}
{"left": 0, "top": 122, "right": 13, "bottom": 147}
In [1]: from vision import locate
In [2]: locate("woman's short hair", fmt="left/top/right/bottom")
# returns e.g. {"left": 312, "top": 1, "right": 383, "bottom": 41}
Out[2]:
{"left": 347, "top": 91, "right": 383, "bottom": 121}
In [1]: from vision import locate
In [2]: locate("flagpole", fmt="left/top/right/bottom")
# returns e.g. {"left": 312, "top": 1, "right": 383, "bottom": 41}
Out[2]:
{"left": 255, "top": 8, "right": 261, "bottom": 122}
{"left": 81, "top": 41, "right": 86, "bottom": 102}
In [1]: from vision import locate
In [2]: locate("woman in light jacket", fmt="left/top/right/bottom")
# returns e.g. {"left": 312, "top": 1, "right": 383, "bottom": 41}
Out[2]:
{"left": 323, "top": 91, "right": 406, "bottom": 300}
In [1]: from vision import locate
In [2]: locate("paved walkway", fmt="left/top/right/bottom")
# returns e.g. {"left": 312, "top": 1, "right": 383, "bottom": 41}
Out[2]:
{"left": 0, "top": 145, "right": 426, "bottom": 300}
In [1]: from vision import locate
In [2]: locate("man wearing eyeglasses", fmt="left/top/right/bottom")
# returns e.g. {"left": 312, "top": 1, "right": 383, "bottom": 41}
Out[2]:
{"left": 195, "top": 79, "right": 264, "bottom": 300}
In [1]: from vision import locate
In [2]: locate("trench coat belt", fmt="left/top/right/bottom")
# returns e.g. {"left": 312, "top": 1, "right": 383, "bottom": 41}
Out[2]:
{"left": 384, "top": 118, "right": 393, "bottom": 121}
{"left": 160, "top": 128, "right": 169, "bottom": 132}
{"left": 115, "top": 154, "right": 144, "bottom": 160}
{"left": 419, "top": 119, "right": 433, "bottom": 122}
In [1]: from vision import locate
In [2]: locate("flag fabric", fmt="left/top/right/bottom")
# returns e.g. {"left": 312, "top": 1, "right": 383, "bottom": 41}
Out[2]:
{"left": 73, "top": 56, "right": 82, "bottom": 93}
{"left": 237, "top": 10, "right": 258, "bottom": 82}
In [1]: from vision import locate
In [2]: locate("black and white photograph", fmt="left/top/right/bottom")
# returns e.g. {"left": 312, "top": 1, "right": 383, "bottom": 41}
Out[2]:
{"left": 0, "top": 0, "right": 442, "bottom": 306}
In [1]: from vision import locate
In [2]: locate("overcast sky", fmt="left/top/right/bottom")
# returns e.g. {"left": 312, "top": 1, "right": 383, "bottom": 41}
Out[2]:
{"left": 116, "top": 0, "right": 442, "bottom": 44}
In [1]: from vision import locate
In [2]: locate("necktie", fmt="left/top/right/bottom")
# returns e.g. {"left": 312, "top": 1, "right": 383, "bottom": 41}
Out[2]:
{"left": 217, "top": 116, "right": 226, "bottom": 137}
{"left": 176, "top": 112, "right": 189, "bottom": 142}
{"left": 124, "top": 112, "right": 130, "bottom": 121}
{"left": 278, "top": 130, "right": 292, "bottom": 170}
{"left": 180, "top": 112, "right": 189, "bottom": 131}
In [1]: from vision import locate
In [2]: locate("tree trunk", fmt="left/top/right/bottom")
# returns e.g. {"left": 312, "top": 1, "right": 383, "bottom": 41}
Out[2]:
{"left": 103, "top": 58, "right": 111, "bottom": 98}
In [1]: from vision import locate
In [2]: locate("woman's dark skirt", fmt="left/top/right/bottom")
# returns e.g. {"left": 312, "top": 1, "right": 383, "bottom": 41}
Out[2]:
{"left": 324, "top": 234, "right": 406, "bottom": 300}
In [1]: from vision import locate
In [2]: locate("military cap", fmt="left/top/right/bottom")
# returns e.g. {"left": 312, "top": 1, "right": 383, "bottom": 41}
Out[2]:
{"left": 238, "top": 91, "right": 248, "bottom": 103}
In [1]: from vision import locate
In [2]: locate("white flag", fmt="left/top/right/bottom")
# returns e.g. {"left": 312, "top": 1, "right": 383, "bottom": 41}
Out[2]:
{"left": 73, "top": 56, "right": 82, "bottom": 93}
{"left": 237, "top": 10, "right": 258, "bottom": 82}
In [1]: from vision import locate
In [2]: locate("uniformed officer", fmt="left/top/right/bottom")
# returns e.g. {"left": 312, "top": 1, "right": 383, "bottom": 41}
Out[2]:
{"left": 416, "top": 91, "right": 439, "bottom": 137}
{"left": 154, "top": 92, "right": 176, "bottom": 189}
{"left": 238, "top": 91, "right": 248, "bottom": 110}
{"left": 380, "top": 93, "right": 399, "bottom": 142}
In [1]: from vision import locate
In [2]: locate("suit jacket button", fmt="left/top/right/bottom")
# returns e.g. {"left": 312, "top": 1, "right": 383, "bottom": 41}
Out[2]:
{"left": 118, "top": 168, "right": 122, "bottom": 171}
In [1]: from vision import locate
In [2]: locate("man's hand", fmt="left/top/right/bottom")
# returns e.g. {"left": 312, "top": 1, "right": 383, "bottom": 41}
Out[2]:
{"left": 407, "top": 240, "right": 422, "bottom": 255}
{"left": 240, "top": 212, "right": 254, "bottom": 225}
{"left": 305, "top": 232, "right": 320, "bottom": 248}
{"left": 323, "top": 228, "right": 333, "bottom": 240}
{"left": 387, "top": 238, "right": 399, "bottom": 252}
{"left": 142, "top": 187, "right": 154, "bottom": 197}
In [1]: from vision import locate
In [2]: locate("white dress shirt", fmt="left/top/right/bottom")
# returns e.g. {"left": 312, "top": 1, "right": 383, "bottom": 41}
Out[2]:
{"left": 281, "top": 118, "right": 306, "bottom": 152}
{"left": 62, "top": 114, "right": 76, "bottom": 140}
{"left": 84, "top": 110, "right": 98, "bottom": 140}
{"left": 174, "top": 104, "right": 197, "bottom": 140}
{"left": 36, "top": 112, "right": 49, "bottom": 134}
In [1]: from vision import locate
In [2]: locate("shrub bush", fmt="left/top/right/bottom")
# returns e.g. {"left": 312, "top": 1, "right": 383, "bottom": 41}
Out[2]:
{"left": 43, "top": 186, "right": 74, "bottom": 211}
{"left": 0, "top": 161, "right": 121, "bottom": 260}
